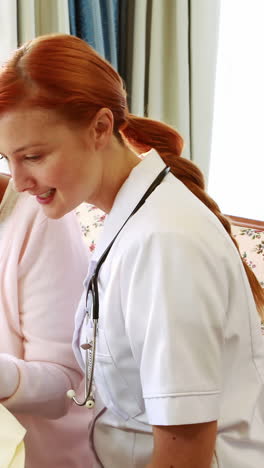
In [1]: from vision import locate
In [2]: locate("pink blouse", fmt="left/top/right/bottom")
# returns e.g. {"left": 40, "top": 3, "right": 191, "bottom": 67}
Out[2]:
{"left": 0, "top": 181, "right": 92, "bottom": 468}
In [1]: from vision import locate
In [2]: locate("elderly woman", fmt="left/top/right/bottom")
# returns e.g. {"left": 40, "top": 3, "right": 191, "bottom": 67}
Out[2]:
{"left": 0, "top": 173, "right": 92, "bottom": 468}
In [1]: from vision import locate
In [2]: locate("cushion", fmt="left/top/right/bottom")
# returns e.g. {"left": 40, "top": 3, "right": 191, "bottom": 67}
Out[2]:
{"left": 231, "top": 225, "right": 264, "bottom": 287}
{"left": 75, "top": 203, "right": 105, "bottom": 252}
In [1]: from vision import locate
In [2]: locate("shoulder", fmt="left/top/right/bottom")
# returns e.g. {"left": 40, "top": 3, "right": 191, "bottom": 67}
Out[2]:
{"left": 1, "top": 184, "right": 87, "bottom": 257}
{"left": 118, "top": 200, "right": 233, "bottom": 266}
{"left": 114, "top": 212, "right": 238, "bottom": 296}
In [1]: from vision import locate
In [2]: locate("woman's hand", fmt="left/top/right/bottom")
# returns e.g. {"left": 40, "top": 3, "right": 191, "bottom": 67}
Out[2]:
{"left": 146, "top": 421, "right": 217, "bottom": 468}
{"left": 0, "top": 354, "right": 19, "bottom": 399}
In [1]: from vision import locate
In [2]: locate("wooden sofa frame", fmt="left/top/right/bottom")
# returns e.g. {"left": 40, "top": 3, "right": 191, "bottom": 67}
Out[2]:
{"left": 227, "top": 215, "right": 264, "bottom": 231}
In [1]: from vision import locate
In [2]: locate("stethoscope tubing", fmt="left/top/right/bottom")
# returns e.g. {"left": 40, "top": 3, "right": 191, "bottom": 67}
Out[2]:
{"left": 67, "top": 165, "right": 170, "bottom": 407}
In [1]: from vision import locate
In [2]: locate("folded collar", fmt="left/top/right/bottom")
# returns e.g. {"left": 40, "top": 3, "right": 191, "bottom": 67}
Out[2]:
{"left": 91, "top": 149, "right": 166, "bottom": 264}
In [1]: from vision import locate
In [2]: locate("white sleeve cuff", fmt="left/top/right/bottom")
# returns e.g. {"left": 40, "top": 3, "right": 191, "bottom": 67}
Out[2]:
{"left": 0, "top": 354, "right": 19, "bottom": 400}
{"left": 144, "top": 391, "right": 220, "bottom": 426}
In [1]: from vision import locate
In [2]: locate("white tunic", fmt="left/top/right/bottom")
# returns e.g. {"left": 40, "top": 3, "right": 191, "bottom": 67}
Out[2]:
{"left": 73, "top": 149, "right": 264, "bottom": 467}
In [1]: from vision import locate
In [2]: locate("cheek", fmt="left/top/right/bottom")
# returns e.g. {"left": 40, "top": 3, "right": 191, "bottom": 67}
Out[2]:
{"left": 40, "top": 147, "right": 87, "bottom": 189}
{"left": 51, "top": 164, "right": 80, "bottom": 191}
{"left": 41, "top": 158, "right": 68, "bottom": 186}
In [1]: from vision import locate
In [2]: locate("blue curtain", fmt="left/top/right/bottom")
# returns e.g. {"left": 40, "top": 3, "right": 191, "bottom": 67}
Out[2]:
{"left": 68, "top": 0, "right": 119, "bottom": 70}
{"left": 117, "top": 0, "right": 134, "bottom": 104}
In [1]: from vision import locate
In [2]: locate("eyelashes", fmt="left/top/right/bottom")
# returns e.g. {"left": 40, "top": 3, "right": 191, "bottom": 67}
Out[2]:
{"left": 0, "top": 154, "right": 44, "bottom": 163}
{"left": 24, "top": 155, "right": 42, "bottom": 161}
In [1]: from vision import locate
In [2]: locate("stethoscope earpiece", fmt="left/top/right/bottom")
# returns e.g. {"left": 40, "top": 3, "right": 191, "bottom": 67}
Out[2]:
{"left": 85, "top": 398, "right": 95, "bottom": 408}
{"left": 66, "top": 389, "right": 76, "bottom": 399}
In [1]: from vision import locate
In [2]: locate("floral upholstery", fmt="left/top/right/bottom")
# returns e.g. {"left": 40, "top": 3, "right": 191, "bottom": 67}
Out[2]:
{"left": 231, "top": 225, "right": 264, "bottom": 288}
{"left": 75, "top": 204, "right": 264, "bottom": 332}
{"left": 75, "top": 203, "right": 106, "bottom": 252}
{"left": 76, "top": 203, "right": 264, "bottom": 287}
{"left": 75, "top": 204, "right": 264, "bottom": 285}
{"left": 231, "top": 225, "right": 264, "bottom": 334}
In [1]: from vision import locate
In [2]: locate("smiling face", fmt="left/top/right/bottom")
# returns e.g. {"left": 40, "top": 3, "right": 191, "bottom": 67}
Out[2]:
{"left": 0, "top": 107, "right": 106, "bottom": 218}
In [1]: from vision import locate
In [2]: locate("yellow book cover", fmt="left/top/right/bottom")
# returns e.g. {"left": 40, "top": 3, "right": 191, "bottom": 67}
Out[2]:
{"left": 0, "top": 405, "right": 26, "bottom": 468}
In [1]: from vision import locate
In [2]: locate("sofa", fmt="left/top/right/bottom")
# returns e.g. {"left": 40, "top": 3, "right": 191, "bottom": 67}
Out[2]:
{"left": 75, "top": 204, "right": 264, "bottom": 288}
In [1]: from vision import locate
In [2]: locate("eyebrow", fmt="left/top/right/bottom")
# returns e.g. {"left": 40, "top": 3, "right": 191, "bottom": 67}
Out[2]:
{"left": 14, "top": 143, "right": 48, "bottom": 154}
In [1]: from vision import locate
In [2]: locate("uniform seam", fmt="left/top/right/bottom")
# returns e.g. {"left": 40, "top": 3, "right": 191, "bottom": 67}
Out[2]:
{"left": 143, "top": 390, "right": 220, "bottom": 399}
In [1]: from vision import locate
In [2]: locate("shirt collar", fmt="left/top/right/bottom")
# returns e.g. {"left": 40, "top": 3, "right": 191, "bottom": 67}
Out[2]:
{"left": 91, "top": 148, "right": 166, "bottom": 263}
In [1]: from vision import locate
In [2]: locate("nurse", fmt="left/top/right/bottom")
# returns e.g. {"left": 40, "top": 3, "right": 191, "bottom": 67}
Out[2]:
{"left": 0, "top": 34, "right": 263, "bottom": 468}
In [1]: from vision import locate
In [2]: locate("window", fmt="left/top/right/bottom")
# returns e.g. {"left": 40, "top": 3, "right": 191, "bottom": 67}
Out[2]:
{"left": 208, "top": 0, "right": 264, "bottom": 220}
{"left": 0, "top": 158, "right": 9, "bottom": 173}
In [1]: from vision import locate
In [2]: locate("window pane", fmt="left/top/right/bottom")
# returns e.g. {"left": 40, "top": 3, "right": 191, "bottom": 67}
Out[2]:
{"left": 0, "top": 159, "right": 10, "bottom": 174}
{"left": 208, "top": 0, "right": 264, "bottom": 220}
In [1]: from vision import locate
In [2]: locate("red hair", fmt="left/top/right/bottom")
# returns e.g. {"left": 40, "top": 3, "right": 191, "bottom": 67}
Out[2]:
{"left": 0, "top": 34, "right": 263, "bottom": 318}
{"left": 0, "top": 34, "right": 127, "bottom": 130}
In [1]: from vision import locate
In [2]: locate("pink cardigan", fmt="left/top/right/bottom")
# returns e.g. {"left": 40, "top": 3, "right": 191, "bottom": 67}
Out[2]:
{"left": 0, "top": 181, "right": 92, "bottom": 468}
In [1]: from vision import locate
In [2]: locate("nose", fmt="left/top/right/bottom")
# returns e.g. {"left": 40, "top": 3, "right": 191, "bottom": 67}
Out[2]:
{"left": 10, "top": 163, "right": 35, "bottom": 193}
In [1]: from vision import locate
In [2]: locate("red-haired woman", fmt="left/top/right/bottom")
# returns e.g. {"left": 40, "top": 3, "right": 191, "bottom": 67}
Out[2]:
{"left": 0, "top": 173, "right": 92, "bottom": 468}
{"left": 0, "top": 35, "right": 263, "bottom": 468}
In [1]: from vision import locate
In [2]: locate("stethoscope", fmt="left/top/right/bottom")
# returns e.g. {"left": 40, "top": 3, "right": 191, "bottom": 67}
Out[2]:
{"left": 67, "top": 165, "right": 170, "bottom": 408}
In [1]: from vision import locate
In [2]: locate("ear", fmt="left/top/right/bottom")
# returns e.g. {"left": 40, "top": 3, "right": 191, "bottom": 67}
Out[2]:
{"left": 90, "top": 108, "right": 114, "bottom": 151}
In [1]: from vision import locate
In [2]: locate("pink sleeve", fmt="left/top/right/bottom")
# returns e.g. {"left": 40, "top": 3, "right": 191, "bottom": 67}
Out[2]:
{"left": 3, "top": 210, "right": 88, "bottom": 419}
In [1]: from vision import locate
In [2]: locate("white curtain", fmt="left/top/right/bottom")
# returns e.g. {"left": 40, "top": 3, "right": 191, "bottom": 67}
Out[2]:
{"left": 18, "top": 0, "right": 70, "bottom": 44}
{"left": 0, "top": 0, "right": 17, "bottom": 66}
{"left": 0, "top": 1, "right": 17, "bottom": 172}
{"left": 0, "top": 0, "right": 70, "bottom": 173}
{"left": 129, "top": 0, "right": 220, "bottom": 182}
{"left": 0, "top": 0, "right": 70, "bottom": 63}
